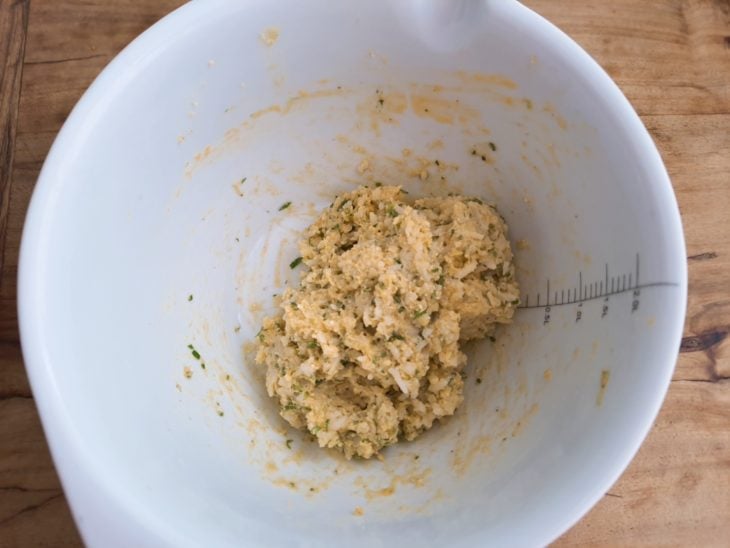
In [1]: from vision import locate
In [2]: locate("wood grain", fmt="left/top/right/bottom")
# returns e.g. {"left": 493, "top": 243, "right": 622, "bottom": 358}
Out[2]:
{"left": 0, "top": 0, "right": 28, "bottom": 277}
{"left": 0, "top": 1, "right": 728, "bottom": 546}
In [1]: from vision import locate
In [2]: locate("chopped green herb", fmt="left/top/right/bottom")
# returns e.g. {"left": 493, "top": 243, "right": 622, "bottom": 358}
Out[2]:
{"left": 389, "top": 333, "right": 405, "bottom": 341}
{"left": 286, "top": 439, "right": 293, "bottom": 450}
{"left": 200, "top": 362, "right": 206, "bottom": 370}
{"left": 217, "top": 410, "right": 224, "bottom": 417}
{"left": 387, "top": 205, "right": 398, "bottom": 217}
{"left": 187, "top": 294, "right": 193, "bottom": 302}
{"left": 188, "top": 344, "right": 201, "bottom": 360}
{"left": 413, "top": 309, "right": 429, "bottom": 319}
{"left": 374, "top": 181, "right": 383, "bottom": 187}
{"left": 307, "top": 340, "right": 320, "bottom": 349}
{"left": 289, "top": 256, "right": 303, "bottom": 269}
{"left": 467, "top": 197, "right": 484, "bottom": 204}
{"left": 240, "top": 177, "right": 247, "bottom": 184}
{"left": 434, "top": 159, "right": 440, "bottom": 166}
{"left": 290, "top": 302, "right": 298, "bottom": 309}
{"left": 278, "top": 201, "right": 292, "bottom": 211}
{"left": 489, "top": 142, "right": 497, "bottom": 152}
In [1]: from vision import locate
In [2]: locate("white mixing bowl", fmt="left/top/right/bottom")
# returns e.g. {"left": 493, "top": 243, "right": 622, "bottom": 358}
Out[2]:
{"left": 18, "top": 1, "right": 687, "bottom": 546}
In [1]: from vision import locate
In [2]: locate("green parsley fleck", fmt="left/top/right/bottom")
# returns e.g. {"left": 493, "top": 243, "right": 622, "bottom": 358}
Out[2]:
{"left": 217, "top": 409, "right": 224, "bottom": 417}
{"left": 489, "top": 142, "right": 497, "bottom": 151}
{"left": 374, "top": 181, "right": 383, "bottom": 187}
{"left": 413, "top": 309, "right": 429, "bottom": 319}
{"left": 187, "top": 294, "right": 193, "bottom": 302}
{"left": 286, "top": 439, "right": 293, "bottom": 449}
{"left": 240, "top": 177, "right": 247, "bottom": 184}
{"left": 387, "top": 205, "right": 398, "bottom": 217}
{"left": 188, "top": 344, "right": 201, "bottom": 360}
{"left": 278, "top": 201, "right": 292, "bottom": 211}
{"left": 289, "top": 256, "right": 303, "bottom": 269}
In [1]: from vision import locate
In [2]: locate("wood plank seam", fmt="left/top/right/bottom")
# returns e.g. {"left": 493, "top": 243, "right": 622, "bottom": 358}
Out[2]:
{"left": 0, "top": 0, "right": 30, "bottom": 283}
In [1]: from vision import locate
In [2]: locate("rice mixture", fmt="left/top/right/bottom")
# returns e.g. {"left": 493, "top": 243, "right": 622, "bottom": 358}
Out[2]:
{"left": 255, "top": 185, "right": 519, "bottom": 459}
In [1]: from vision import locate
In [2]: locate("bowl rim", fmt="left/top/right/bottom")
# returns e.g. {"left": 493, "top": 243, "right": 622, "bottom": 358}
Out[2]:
{"left": 17, "top": 0, "right": 687, "bottom": 546}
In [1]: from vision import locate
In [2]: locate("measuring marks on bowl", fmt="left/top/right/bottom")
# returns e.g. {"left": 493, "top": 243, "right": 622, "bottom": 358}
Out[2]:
{"left": 516, "top": 253, "right": 679, "bottom": 326}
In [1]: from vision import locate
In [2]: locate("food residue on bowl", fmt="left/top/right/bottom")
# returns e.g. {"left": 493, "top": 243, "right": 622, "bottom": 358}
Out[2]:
{"left": 597, "top": 369, "right": 611, "bottom": 406}
{"left": 255, "top": 184, "right": 519, "bottom": 459}
{"left": 259, "top": 27, "right": 280, "bottom": 47}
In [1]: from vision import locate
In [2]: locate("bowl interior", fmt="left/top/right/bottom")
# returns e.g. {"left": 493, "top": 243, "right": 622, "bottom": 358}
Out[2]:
{"left": 20, "top": 1, "right": 686, "bottom": 546}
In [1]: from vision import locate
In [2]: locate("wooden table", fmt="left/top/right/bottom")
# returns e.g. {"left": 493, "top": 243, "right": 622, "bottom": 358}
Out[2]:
{"left": 1, "top": 1, "right": 728, "bottom": 545}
